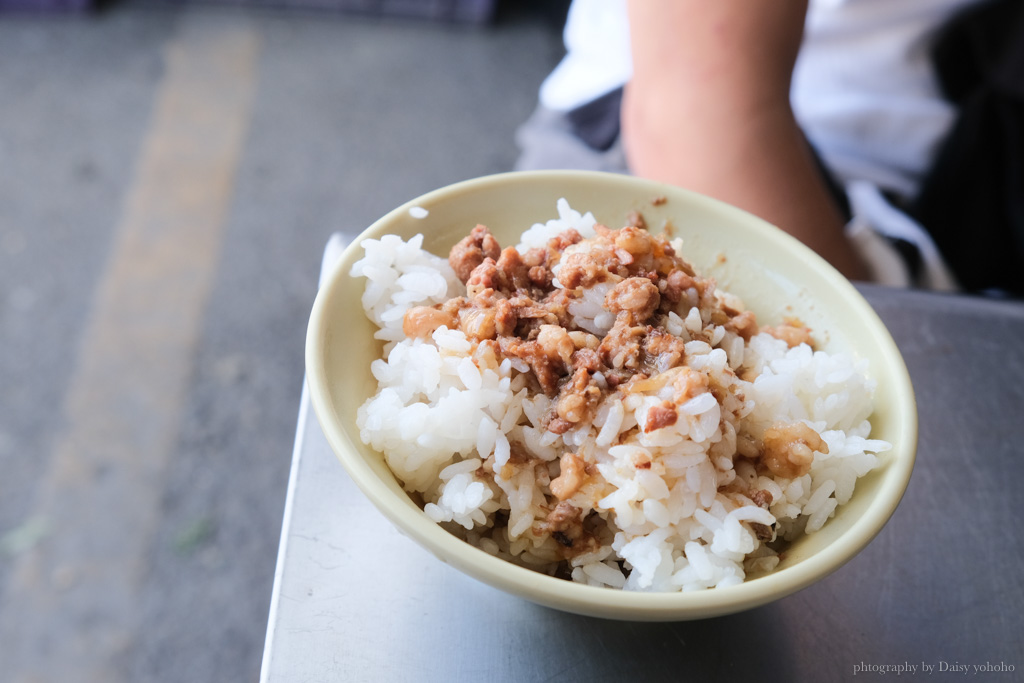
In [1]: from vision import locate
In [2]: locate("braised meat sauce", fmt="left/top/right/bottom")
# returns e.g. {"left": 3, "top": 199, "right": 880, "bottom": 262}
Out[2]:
{"left": 405, "top": 221, "right": 819, "bottom": 558}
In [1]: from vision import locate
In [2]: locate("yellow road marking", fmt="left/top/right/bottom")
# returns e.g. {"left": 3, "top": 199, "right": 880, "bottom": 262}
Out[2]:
{"left": 0, "top": 19, "right": 260, "bottom": 682}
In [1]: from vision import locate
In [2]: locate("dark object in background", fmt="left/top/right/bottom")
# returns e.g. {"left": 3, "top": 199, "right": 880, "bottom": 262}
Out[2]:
{"left": 0, "top": 0, "right": 500, "bottom": 22}
{"left": 0, "top": 0, "right": 92, "bottom": 11}
{"left": 909, "top": 0, "right": 1024, "bottom": 298}
{"left": 566, "top": 86, "right": 623, "bottom": 152}
{"left": 205, "top": 0, "right": 501, "bottom": 24}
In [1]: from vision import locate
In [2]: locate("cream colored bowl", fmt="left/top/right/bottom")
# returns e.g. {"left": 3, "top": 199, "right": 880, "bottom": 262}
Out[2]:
{"left": 305, "top": 170, "right": 917, "bottom": 621}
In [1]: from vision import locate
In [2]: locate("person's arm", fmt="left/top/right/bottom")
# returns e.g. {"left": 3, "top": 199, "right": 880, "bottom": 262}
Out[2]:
{"left": 622, "top": 0, "right": 866, "bottom": 279}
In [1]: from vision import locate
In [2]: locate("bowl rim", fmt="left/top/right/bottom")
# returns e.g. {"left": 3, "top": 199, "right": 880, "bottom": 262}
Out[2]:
{"left": 305, "top": 169, "right": 918, "bottom": 620}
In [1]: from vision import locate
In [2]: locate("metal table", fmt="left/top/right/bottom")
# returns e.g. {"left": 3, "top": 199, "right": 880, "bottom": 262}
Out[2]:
{"left": 261, "top": 237, "right": 1024, "bottom": 681}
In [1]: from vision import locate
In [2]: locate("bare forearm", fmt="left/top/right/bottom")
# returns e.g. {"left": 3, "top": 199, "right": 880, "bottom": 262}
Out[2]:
{"left": 622, "top": 0, "right": 866, "bottom": 279}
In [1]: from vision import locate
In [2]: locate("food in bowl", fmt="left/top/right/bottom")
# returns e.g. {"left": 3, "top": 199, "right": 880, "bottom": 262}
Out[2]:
{"left": 350, "top": 199, "right": 890, "bottom": 592}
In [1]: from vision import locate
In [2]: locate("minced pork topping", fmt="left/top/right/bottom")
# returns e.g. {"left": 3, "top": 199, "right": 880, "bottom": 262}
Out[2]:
{"left": 401, "top": 221, "right": 823, "bottom": 558}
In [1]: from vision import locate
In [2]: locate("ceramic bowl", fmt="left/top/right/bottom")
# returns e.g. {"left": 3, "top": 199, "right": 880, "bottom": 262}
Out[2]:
{"left": 305, "top": 170, "right": 917, "bottom": 621}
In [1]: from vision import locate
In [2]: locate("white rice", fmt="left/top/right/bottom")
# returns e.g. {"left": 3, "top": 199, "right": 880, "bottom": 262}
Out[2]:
{"left": 350, "top": 200, "right": 891, "bottom": 592}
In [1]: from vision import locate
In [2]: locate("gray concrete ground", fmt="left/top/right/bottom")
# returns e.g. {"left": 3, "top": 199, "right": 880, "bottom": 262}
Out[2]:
{"left": 0, "top": 3, "right": 566, "bottom": 679}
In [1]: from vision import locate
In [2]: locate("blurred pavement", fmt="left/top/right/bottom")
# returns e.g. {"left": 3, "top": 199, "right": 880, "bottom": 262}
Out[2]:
{"left": 0, "top": 2, "right": 565, "bottom": 680}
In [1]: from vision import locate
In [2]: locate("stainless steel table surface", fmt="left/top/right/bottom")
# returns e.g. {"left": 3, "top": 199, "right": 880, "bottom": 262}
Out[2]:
{"left": 261, "top": 241, "right": 1024, "bottom": 682}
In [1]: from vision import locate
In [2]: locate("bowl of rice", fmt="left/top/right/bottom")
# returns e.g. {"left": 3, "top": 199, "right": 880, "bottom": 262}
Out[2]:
{"left": 306, "top": 170, "right": 917, "bottom": 621}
